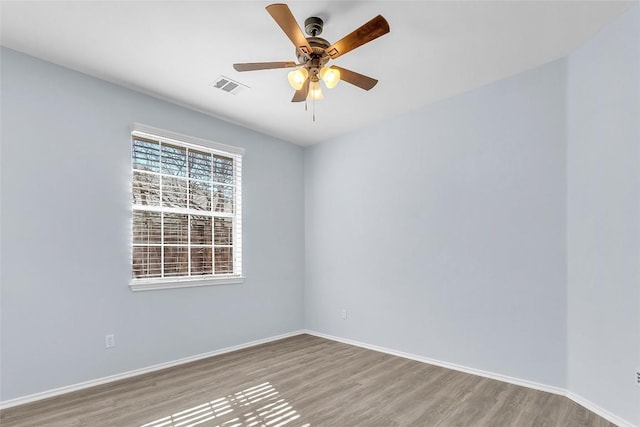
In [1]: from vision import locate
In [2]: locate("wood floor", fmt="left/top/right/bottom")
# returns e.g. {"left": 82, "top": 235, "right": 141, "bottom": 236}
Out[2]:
{"left": 1, "top": 334, "right": 616, "bottom": 427}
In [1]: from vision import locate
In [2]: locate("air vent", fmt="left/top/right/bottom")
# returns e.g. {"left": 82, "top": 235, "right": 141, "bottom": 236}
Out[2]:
{"left": 212, "top": 76, "right": 248, "bottom": 95}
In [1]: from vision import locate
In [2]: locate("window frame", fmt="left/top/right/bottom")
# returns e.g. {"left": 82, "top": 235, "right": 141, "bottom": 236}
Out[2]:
{"left": 129, "top": 123, "right": 244, "bottom": 292}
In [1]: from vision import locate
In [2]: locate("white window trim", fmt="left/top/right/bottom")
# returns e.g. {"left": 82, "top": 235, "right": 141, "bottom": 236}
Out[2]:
{"left": 129, "top": 123, "right": 244, "bottom": 292}
{"left": 130, "top": 275, "right": 244, "bottom": 292}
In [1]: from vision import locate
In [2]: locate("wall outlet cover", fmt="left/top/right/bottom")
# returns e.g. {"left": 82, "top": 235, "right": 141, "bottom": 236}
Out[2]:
{"left": 105, "top": 334, "right": 115, "bottom": 349}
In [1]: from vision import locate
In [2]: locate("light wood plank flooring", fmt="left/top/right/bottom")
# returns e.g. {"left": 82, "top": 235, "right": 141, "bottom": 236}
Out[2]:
{"left": 1, "top": 334, "right": 616, "bottom": 427}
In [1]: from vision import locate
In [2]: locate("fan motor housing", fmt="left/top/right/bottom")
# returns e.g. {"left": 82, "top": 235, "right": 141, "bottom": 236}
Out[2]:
{"left": 296, "top": 36, "right": 330, "bottom": 63}
{"left": 296, "top": 36, "right": 331, "bottom": 79}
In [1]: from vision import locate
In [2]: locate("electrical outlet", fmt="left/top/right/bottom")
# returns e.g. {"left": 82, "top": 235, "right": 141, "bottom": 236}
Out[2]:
{"left": 105, "top": 334, "right": 115, "bottom": 349}
{"left": 636, "top": 369, "right": 640, "bottom": 387}
{"left": 341, "top": 309, "right": 347, "bottom": 320}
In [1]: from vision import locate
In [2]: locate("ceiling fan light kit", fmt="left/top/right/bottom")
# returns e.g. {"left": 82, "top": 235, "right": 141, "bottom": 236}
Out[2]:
{"left": 319, "top": 66, "right": 340, "bottom": 89}
{"left": 308, "top": 80, "right": 324, "bottom": 101}
{"left": 287, "top": 67, "right": 308, "bottom": 90}
{"left": 233, "top": 3, "right": 389, "bottom": 119}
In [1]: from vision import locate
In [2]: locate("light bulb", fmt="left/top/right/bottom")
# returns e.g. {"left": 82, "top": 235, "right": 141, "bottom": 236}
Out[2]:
{"left": 307, "top": 80, "right": 324, "bottom": 100}
{"left": 319, "top": 66, "right": 340, "bottom": 88}
{"left": 287, "top": 68, "right": 309, "bottom": 90}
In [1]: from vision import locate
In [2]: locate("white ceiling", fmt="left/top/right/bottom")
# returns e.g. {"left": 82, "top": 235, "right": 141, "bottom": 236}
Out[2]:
{"left": 1, "top": 1, "right": 635, "bottom": 146}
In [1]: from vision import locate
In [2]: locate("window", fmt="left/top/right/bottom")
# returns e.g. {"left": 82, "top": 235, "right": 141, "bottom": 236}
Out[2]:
{"left": 130, "top": 124, "right": 244, "bottom": 291}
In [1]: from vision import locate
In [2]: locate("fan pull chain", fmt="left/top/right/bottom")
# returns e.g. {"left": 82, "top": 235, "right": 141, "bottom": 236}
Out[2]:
{"left": 303, "top": 93, "right": 316, "bottom": 122}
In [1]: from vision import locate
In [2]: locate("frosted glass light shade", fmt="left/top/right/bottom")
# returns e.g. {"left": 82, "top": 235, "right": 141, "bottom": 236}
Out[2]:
{"left": 307, "top": 80, "right": 324, "bottom": 100}
{"left": 319, "top": 66, "right": 340, "bottom": 88}
{"left": 287, "top": 68, "right": 309, "bottom": 90}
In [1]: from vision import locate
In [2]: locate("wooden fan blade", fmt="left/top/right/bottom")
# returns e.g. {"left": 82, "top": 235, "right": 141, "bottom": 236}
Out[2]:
{"left": 326, "top": 15, "right": 389, "bottom": 60}
{"left": 330, "top": 66, "right": 378, "bottom": 91}
{"left": 291, "top": 77, "right": 310, "bottom": 102}
{"left": 233, "top": 61, "right": 297, "bottom": 72}
{"left": 266, "top": 4, "right": 313, "bottom": 58}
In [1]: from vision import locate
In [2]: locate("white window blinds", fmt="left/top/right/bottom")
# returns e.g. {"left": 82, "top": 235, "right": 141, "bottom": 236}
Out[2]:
{"left": 130, "top": 124, "right": 243, "bottom": 291}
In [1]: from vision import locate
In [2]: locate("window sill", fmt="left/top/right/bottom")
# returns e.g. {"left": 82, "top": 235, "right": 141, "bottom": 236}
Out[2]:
{"left": 130, "top": 275, "right": 244, "bottom": 292}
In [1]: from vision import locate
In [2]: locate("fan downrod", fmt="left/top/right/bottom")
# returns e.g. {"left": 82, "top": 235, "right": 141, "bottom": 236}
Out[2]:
{"left": 304, "top": 16, "right": 323, "bottom": 36}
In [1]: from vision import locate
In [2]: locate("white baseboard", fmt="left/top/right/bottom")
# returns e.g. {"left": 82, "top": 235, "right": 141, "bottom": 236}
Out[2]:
{"left": 303, "top": 330, "right": 564, "bottom": 395}
{"left": 304, "top": 330, "right": 636, "bottom": 427}
{"left": 0, "top": 330, "right": 305, "bottom": 410}
{"left": 566, "top": 391, "right": 635, "bottom": 427}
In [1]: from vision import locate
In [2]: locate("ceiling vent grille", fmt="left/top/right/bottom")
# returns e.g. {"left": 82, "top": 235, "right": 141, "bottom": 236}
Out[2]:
{"left": 212, "top": 76, "right": 248, "bottom": 95}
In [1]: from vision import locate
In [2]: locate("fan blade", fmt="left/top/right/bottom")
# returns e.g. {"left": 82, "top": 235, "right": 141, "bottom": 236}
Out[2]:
{"left": 291, "top": 77, "right": 310, "bottom": 102}
{"left": 330, "top": 66, "right": 378, "bottom": 91}
{"left": 326, "top": 15, "right": 389, "bottom": 60}
{"left": 233, "top": 61, "right": 297, "bottom": 72}
{"left": 266, "top": 4, "right": 313, "bottom": 58}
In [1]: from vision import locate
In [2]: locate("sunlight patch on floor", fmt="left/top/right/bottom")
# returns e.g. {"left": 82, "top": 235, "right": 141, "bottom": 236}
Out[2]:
{"left": 140, "top": 382, "right": 309, "bottom": 427}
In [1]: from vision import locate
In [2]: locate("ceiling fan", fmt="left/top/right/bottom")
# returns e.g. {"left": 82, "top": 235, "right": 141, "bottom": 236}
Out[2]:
{"left": 233, "top": 3, "right": 390, "bottom": 103}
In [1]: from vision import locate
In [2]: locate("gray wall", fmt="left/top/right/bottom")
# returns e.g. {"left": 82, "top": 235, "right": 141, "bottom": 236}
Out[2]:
{"left": 305, "top": 59, "right": 569, "bottom": 388}
{"left": 0, "top": 48, "right": 305, "bottom": 401}
{"left": 567, "top": 5, "right": 640, "bottom": 425}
